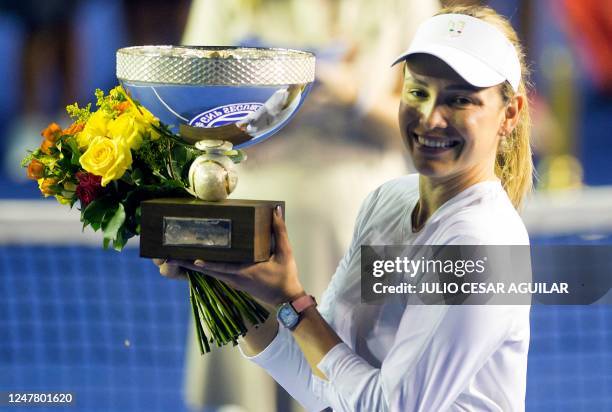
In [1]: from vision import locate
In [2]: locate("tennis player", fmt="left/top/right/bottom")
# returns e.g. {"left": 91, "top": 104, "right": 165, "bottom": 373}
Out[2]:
{"left": 156, "top": 5, "right": 533, "bottom": 411}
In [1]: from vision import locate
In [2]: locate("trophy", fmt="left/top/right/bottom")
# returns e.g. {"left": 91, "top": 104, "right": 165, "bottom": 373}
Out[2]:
{"left": 116, "top": 46, "right": 315, "bottom": 262}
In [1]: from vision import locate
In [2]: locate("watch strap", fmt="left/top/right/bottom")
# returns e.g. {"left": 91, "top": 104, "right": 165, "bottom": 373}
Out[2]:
{"left": 291, "top": 294, "right": 317, "bottom": 313}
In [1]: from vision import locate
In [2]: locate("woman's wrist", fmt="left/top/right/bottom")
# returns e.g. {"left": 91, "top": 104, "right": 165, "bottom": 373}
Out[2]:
{"left": 239, "top": 309, "right": 280, "bottom": 357}
{"left": 273, "top": 280, "right": 307, "bottom": 306}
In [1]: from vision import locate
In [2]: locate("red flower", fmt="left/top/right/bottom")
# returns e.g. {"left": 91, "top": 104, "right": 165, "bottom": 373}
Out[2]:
{"left": 76, "top": 171, "right": 104, "bottom": 207}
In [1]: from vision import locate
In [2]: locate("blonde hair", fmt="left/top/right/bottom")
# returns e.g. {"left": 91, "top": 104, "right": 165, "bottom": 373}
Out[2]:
{"left": 436, "top": 5, "right": 533, "bottom": 210}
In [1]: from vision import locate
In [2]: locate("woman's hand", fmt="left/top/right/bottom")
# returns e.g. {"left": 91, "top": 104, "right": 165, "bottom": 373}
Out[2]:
{"left": 153, "top": 206, "right": 305, "bottom": 306}
{"left": 152, "top": 258, "right": 187, "bottom": 280}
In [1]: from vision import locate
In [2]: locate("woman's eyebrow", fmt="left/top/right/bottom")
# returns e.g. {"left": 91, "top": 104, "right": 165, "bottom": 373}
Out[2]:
{"left": 404, "top": 77, "right": 428, "bottom": 86}
{"left": 445, "top": 84, "right": 481, "bottom": 92}
{"left": 404, "top": 77, "right": 480, "bottom": 92}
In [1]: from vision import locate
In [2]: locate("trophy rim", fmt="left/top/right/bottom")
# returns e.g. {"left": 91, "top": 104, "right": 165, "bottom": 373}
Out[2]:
{"left": 116, "top": 45, "right": 316, "bottom": 86}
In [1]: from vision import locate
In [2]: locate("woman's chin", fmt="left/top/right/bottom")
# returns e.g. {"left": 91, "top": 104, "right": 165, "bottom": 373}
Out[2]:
{"left": 411, "top": 159, "right": 456, "bottom": 179}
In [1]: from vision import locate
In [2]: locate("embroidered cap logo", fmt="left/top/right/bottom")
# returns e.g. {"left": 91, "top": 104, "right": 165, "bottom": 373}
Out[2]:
{"left": 448, "top": 20, "right": 466, "bottom": 37}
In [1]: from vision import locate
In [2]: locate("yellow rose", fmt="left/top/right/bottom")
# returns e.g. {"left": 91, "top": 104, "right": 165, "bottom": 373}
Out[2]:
{"left": 129, "top": 106, "right": 161, "bottom": 140}
{"left": 117, "top": 90, "right": 159, "bottom": 135}
{"left": 77, "top": 110, "right": 112, "bottom": 149}
{"left": 108, "top": 113, "right": 145, "bottom": 150}
{"left": 79, "top": 136, "right": 132, "bottom": 186}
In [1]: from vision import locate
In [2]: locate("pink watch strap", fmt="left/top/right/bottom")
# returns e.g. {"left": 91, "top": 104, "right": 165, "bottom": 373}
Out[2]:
{"left": 291, "top": 295, "right": 317, "bottom": 313}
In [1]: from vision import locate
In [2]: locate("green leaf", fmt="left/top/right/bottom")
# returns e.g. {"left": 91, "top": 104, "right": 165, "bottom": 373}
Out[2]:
{"left": 120, "top": 170, "right": 134, "bottom": 185}
{"left": 21, "top": 151, "right": 36, "bottom": 168}
{"left": 151, "top": 169, "right": 168, "bottom": 181}
{"left": 170, "top": 145, "right": 188, "bottom": 178}
{"left": 132, "top": 168, "right": 144, "bottom": 186}
{"left": 82, "top": 198, "right": 113, "bottom": 231}
{"left": 112, "top": 228, "right": 127, "bottom": 251}
{"left": 64, "top": 137, "right": 81, "bottom": 166}
{"left": 103, "top": 203, "right": 126, "bottom": 244}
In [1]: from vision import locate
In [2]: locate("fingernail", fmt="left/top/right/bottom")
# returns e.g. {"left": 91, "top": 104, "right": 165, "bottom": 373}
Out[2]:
{"left": 275, "top": 205, "right": 283, "bottom": 218}
{"left": 194, "top": 260, "right": 205, "bottom": 267}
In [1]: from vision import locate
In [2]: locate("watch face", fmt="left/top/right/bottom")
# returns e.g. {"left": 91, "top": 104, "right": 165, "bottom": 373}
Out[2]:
{"left": 278, "top": 304, "right": 299, "bottom": 329}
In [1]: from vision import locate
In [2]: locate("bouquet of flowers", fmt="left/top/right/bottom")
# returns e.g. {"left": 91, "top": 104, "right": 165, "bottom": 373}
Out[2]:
{"left": 22, "top": 86, "right": 269, "bottom": 353}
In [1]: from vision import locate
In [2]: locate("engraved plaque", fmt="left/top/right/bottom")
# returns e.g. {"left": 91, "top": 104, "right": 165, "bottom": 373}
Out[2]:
{"left": 163, "top": 217, "right": 231, "bottom": 248}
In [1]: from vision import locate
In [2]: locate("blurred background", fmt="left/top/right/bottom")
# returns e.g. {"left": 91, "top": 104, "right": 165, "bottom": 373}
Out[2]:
{"left": 0, "top": 0, "right": 611, "bottom": 411}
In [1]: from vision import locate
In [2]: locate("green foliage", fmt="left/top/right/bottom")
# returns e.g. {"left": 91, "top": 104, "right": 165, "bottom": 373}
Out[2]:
{"left": 135, "top": 134, "right": 173, "bottom": 178}
{"left": 95, "top": 86, "right": 129, "bottom": 117}
{"left": 170, "top": 144, "right": 194, "bottom": 181}
{"left": 63, "top": 136, "right": 81, "bottom": 166}
{"left": 66, "top": 102, "right": 92, "bottom": 123}
{"left": 20, "top": 151, "right": 36, "bottom": 168}
{"left": 82, "top": 197, "right": 114, "bottom": 231}
{"left": 103, "top": 203, "right": 126, "bottom": 249}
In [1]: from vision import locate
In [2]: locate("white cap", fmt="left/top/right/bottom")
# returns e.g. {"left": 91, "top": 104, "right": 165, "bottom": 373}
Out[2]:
{"left": 393, "top": 14, "right": 521, "bottom": 92}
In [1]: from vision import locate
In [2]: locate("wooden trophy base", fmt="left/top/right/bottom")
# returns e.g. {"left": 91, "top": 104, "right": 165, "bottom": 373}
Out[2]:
{"left": 140, "top": 198, "right": 284, "bottom": 263}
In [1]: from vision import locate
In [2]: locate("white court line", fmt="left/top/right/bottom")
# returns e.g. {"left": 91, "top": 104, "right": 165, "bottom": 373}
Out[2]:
{"left": 1, "top": 186, "right": 612, "bottom": 244}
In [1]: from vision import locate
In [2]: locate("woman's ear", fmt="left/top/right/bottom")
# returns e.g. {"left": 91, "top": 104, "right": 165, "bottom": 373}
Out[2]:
{"left": 500, "top": 93, "right": 525, "bottom": 136}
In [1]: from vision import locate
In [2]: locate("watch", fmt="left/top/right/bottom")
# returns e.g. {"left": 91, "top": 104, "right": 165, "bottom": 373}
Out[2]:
{"left": 276, "top": 295, "right": 317, "bottom": 330}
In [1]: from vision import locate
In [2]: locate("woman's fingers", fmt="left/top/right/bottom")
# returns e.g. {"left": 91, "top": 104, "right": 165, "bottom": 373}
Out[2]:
{"left": 192, "top": 260, "right": 249, "bottom": 275}
{"left": 156, "top": 259, "right": 187, "bottom": 280}
{"left": 152, "top": 258, "right": 166, "bottom": 267}
{"left": 272, "top": 205, "right": 292, "bottom": 257}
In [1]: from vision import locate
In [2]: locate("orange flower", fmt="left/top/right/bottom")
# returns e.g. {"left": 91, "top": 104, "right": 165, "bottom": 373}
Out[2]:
{"left": 40, "top": 178, "right": 59, "bottom": 196}
{"left": 62, "top": 122, "right": 84, "bottom": 136}
{"left": 40, "top": 139, "right": 55, "bottom": 154}
{"left": 41, "top": 122, "right": 62, "bottom": 143}
{"left": 114, "top": 101, "right": 131, "bottom": 114}
{"left": 26, "top": 159, "right": 45, "bottom": 180}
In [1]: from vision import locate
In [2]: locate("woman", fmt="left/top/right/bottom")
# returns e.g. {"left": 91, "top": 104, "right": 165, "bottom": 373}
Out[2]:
{"left": 156, "top": 5, "right": 533, "bottom": 411}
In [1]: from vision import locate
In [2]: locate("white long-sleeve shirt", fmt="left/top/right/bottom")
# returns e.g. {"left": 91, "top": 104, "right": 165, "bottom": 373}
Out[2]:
{"left": 241, "top": 174, "right": 531, "bottom": 411}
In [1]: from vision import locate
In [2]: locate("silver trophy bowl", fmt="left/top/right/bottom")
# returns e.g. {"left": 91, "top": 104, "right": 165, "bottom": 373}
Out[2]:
{"left": 116, "top": 46, "right": 315, "bottom": 200}
{"left": 116, "top": 46, "right": 315, "bottom": 147}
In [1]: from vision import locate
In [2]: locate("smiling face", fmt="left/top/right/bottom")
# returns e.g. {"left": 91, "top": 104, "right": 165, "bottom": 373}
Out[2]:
{"left": 399, "top": 54, "right": 512, "bottom": 184}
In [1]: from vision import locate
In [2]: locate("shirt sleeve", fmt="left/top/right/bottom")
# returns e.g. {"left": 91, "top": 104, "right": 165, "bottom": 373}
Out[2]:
{"left": 239, "top": 325, "right": 332, "bottom": 411}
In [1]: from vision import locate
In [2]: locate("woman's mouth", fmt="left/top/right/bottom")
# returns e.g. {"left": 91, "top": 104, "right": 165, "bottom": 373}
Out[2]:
{"left": 412, "top": 133, "right": 461, "bottom": 152}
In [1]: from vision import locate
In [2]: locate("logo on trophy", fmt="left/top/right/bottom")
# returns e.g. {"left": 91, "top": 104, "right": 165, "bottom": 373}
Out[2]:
{"left": 116, "top": 46, "right": 315, "bottom": 263}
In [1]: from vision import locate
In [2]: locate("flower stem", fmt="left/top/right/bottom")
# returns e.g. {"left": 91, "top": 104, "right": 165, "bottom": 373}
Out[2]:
{"left": 186, "top": 270, "right": 270, "bottom": 354}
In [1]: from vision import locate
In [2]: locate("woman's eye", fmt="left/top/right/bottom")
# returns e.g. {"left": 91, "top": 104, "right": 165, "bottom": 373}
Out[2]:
{"left": 408, "top": 89, "right": 428, "bottom": 99}
{"left": 449, "top": 96, "right": 472, "bottom": 106}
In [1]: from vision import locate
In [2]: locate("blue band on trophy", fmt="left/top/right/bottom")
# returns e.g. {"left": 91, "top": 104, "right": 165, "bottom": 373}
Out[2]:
{"left": 189, "top": 103, "right": 264, "bottom": 128}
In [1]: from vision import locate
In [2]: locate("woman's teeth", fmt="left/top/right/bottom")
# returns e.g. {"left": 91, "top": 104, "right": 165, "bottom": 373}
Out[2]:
{"left": 416, "top": 135, "right": 459, "bottom": 148}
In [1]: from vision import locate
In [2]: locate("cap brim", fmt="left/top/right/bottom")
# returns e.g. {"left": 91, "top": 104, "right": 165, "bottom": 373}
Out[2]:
{"left": 392, "top": 45, "right": 506, "bottom": 89}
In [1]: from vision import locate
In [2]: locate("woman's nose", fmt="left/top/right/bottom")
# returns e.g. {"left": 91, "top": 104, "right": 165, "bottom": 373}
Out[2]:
{"left": 421, "top": 104, "right": 447, "bottom": 131}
